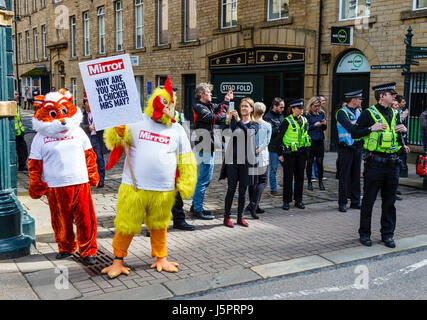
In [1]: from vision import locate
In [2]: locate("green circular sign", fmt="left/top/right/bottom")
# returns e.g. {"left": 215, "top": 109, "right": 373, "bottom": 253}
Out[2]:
{"left": 338, "top": 29, "right": 348, "bottom": 44}
{"left": 352, "top": 54, "right": 364, "bottom": 68}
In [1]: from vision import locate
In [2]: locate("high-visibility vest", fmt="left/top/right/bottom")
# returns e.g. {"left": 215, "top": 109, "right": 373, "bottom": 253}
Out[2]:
{"left": 282, "top": 115, "right": 311, "bottom": 151}
{"left": 363, "top": 105, "right": 401, "bottom": 154}
{"left": 14, "top": 105, "right": 25, "bottom": 136}
{"left": 336, "top": 105, "right": 361, "bottom": 146}
{"left": 174, "top": 110, "right": 183, "bottom": 125}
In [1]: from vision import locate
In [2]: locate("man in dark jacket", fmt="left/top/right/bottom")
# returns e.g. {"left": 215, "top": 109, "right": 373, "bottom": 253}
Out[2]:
{"left": 191, "top": 83, "right": 232, "bottom": 219}
{"left": 264, "top": 97, "right": 285, "bottom": 196}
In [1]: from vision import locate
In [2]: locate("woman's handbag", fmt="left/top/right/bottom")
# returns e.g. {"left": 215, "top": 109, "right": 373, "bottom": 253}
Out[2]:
{"left": 416, "top": 153, "right": 427, "bottom": 176}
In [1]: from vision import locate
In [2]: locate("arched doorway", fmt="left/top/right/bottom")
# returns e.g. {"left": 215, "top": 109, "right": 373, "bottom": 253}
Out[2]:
{"left": 330, "top": 50, "right": 370, "bottom": 151}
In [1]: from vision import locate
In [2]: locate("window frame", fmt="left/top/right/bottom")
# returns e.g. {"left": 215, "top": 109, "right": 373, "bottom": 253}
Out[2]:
{"left": 267, "top": 0, "right": 289, "bottom": 21}
{"left": 71, "top": 78, "right": 77, "bottom": 106}
{"left": 115, "top": 1, "right": 124, "bottom": 51}
{"left": 41, "top": 24, "right": 47, "bottom": 59}
{"left": 25, "top": 30, "right": 30, "bottom": 62}
{"left": 33, "top": 27, "right": 38, "bottom": 61}
{"left": 135, "top": 0, "right": 144, "bottom": 49}
{"left": 83, "top": 11, "right": 90, "bottom": 56}
{"left": 184, "top": 0, "right": 197, "bottom": 42}
{"left": 157, "top": 0, "right": 169, "bottom": 45}
{"left": 19, "top": 33, "right": 23, "bottom": 63}
{"left": 413, "top": 0, "right": 427, "bottom": 10}
{"left": 70, "top": 16, "right": 76, "bottom": 58}
{"left": 221, "top": 0, "right": 237, "bottom": 29}
{"left": 97, "top": 6, "right": 106, "bottom": 54}
{"left": 32, "top": 0, "right": 36, "bottom": 12}
{"left": 339, "top": 0, "right": 371, "bottom": 21}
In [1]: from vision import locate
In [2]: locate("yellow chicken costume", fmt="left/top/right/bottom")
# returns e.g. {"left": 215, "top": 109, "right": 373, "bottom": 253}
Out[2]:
{"left": 101, "top": 77, "right": 197, "bottom": 278}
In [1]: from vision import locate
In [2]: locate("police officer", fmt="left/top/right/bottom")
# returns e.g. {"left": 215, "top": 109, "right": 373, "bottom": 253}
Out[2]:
{"left": 278, "top": 99, "right": 311, "bottom": 210}
{"left": 14, "top": 90, "right": 28, "bottom": 171}
{"left": 351, "top": 82, "right": 409, "bottom": 248}
{"left": 336, "top": 90, "right": 364, "bottom": 213}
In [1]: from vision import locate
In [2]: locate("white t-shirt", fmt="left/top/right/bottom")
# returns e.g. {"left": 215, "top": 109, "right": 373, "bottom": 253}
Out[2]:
{"left": 122, "top": 114, "right": 192, "bottom": 191}
{"left": 29, "top": 127, "right": 92, "bottom": 187}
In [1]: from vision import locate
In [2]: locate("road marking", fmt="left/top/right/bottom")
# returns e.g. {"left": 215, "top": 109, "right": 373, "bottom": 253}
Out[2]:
{"left": 241, "top": 258, "right": 427, "bottom": 300}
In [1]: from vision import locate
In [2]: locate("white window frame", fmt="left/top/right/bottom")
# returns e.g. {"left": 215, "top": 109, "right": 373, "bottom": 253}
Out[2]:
{"left": 42, "top": 25, "right": 47, "bottom": 59}
{"left": 71, "top": 78, "right": 77, "bottom": 106}
{"left": 339, "top": 0, "right": 370, "bottom": 21}
{"left": 135, "top": 0, "right": 144, "bottom": 48}
{"left": 32, "top": 0, "right": 36, "bottom": 12}
{"left": 184, "top": 0, "right": 197, "bottom": 42}
{"left": 413, "top": 0, "right": 427, "bottom": 10}
{"left": 25, "top": 0, "right": 28, "bottom": 15}
{"left": 25, "top": 30, "right": 30, "bottom": 62}
{"left": 70, "top": 16, "right": 76, "bottom": 57}
{"left": 221, "top": 0, "right": 237, "bottom": 29}
{"left": 157, "top": 0, "right": 168, "bottom": 45}
{"left": 33, "top": 27, "right": 38, "bottom": 61}
{"left": 12, "top": 35, "right": 15, "bottom": 64}
{"left": 267, "top": 0, "right": 289, "bottom": 21}
{"left": 19, "top": 33, "right": 23, "bottom": 63}
{"left": 98, "top": 6, "right": 106, "bottom": 54}
{"left": 41, "top": 0, "right": 45, "bottom": 8}
{"left": 115, "top": 1, "right": 124, "bottom": 51}
{"left": 17, "top": 0, "right": 21, "bottom": 17}
{"left": 83, "top": 11, "right": 90, "bottom": 56}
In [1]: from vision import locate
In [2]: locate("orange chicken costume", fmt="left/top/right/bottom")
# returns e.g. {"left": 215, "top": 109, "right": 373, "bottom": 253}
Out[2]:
{"left": 101, "top": 77, "right": 197, "bottom": 278}
{"left": 28, "top": 89, "right": 99, "bottom": 264}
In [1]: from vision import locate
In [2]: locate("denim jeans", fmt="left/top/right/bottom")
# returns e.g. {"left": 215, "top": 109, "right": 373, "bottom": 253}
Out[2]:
{"left": 192, "top": 152, "right": 215, "bottom": 212}
{"left": 269, "top": 152, "right": 284, "bottom": 192}
{"left": 90, "top": 135, "right": 105, "bottom": 182}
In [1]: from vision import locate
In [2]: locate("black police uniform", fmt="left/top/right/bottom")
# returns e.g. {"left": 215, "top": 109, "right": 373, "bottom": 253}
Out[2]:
{"left": 336, "top": 90, "right": 364, "bottom": 212}
{"left": 351, "top": 82, "right": 405, "bottom": 248}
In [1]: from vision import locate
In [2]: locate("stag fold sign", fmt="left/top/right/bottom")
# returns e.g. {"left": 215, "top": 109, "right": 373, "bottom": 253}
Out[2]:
{"left": 79, "top": 54, "right": 143, "bottom": 131}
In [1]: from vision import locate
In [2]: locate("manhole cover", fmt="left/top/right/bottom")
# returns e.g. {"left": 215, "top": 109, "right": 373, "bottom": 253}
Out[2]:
{"left": 72, "top": 246, "right": 133, "bottom": 276}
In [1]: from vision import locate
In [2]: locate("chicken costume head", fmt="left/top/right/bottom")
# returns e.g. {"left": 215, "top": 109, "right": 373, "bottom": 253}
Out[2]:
{"left": 102, "top": 77, "right": 197, "bottom": 279}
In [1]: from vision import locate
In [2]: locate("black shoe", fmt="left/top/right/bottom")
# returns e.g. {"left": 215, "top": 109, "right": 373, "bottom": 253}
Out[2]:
{"left": 339, "top": 204, "right": 347, "bottom": 212}
{"left": 256, "top": 207, "right": 265, "bottom": 214}
{"left": 84, "top": 255, "right": 96, "bottom": 265}
{"left": 359, "top": 236, "right": 372, "bottom": 247}
{"left": 295, "top": 202, "right": 305, "bottom": 209}
{"left": 18, "top": 166, "right": 28, "bottom": 172}
{"left": 396, "top": 190, "right": 402, "bottom": 195}
{"left": 350, "top": 203, "right": 361, "bottom": 209}
{"left": 192, "top": 211, "right": 215, "bottom": 220}
{"left": 395, "top": 194, "right": 402, "bottom": 201}
{"left": 307, "top": 182, "right": 313, "bottom": 191}
{"left": 191, "top": 206, "right": 213, "bottom": 217}
{"left": 97, "top": 181, "right": 104, "bottom": 188}
{"left": 173, "top": 220, "right": 196, "bottom": 231}
{"left": 145, "top": 229, "right": 150, "bottom": 237}
{"left": 282, "top": 203, "right": 290, "bottom": 211}
{"left": 245, "top": 204, "right": 253, "bottom": 212}
{"left": 382, "top": 237, "right": 396, "bottom": 248}
{"left": 56, "top": 252, "right": 72, "bottom": 259}
{"left": 251, "top": 212, "right": 260, "bottom": 219}
{"left": 319, "top": 181, "right": 325, "bottom": 191}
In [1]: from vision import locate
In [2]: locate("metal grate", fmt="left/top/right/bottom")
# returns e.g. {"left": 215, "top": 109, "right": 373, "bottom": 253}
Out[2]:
{"left": 72, "top": 246, "right": 133, "bottom": 276}
{"left": 408, "top": 72, "right": 427, "bottom": 146}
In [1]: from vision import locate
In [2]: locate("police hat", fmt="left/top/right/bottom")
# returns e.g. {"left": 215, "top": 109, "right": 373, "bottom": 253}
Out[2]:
{"left": 289, "top": 99, "right": 304, "bottom": 109}
{"left": 372, "top": 82, "right": 397, "bottom": 94}
{"left": 344, "top": 89, "right": 363, "bottom": 99}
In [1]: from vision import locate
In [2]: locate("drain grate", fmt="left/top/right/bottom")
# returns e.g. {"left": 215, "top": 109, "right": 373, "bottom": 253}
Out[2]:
{"left": 72, "top": 246, "right": 133, "bottom": 276}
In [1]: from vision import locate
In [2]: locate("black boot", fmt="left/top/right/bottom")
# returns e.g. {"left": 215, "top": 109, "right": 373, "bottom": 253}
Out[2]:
{"left": 319, "top": 181, "right": 325, "bottom": 191}
{"left": 307, "top": 181, "right": 313, "bottom": 191}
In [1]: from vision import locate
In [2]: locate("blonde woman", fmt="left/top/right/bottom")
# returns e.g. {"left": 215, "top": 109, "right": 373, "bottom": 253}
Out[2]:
{"left": 222, "top": 98, "right": 258, "bottom": 227}
{"left": 245, "top": 102, "right": 272, "bottom": 219}
{"left": 305, "top": 96, "right": 327, "bottom": 191}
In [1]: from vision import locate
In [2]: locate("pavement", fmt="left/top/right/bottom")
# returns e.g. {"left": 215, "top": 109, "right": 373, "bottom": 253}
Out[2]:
{"left": 1, "top": 109, "right": 426, "bottom": 300}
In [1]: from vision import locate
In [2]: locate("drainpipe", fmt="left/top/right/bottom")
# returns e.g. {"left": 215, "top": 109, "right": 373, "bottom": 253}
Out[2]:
{"left": 316, "top": 0, "right": 324, "bottom": 96}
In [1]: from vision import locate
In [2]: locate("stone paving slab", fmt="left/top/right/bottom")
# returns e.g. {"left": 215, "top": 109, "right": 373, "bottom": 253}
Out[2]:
{"left": 25, "top": 269, "right": 82, "bottom": 300}
{"left": 0, "top": 272, "right": 39, "bottom": 300}
{"left": 85, "top": 283, "right": 173, "bottom": 300}
{"left": 15, "top": 253, "right": 55, "bottom": 273}
{"left": 163, "top": 267, "right": 262, "bottom": 296}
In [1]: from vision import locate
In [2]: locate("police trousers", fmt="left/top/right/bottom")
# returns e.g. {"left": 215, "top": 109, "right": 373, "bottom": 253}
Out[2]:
{"left": 338, "top": 146, "right": 362, "bottom": 206}
{"left": 359, "top": 159, "right": 399, "bottom": 238}
{"left": 283, "top": 151, "right": 307, "bottom": 204}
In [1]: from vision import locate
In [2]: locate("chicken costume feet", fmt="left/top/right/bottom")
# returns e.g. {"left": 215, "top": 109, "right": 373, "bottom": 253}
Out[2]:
{"left": 101, "top": 259, "right": 130, "bottom": 279}
{"left": 151, "top": 257, "right": 179, "bottom": 273}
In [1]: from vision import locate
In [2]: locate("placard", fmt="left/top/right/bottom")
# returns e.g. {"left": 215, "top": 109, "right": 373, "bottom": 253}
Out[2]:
{"left": 79, "top": 54, "right": 143, "bottom": 131}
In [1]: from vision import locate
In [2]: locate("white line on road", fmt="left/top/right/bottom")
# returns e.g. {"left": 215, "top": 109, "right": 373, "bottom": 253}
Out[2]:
{"left": 240, "top": 258, "right": 427, "bottom": 300}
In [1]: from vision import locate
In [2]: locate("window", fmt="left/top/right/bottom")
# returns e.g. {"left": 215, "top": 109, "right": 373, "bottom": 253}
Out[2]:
{"left": 184, "top": 0, "right": 197, "bottom": 42}
{"left": 25, "top": 30, "right": 30, "bottom": 62}
{"left": 156, "top": 75, "right": 168, "bottom": 87}
{"left": 414, "top": 0, "right": 427, "bottom": 9}
{"left": 221, "top": 0, "right": 237, "bottom": 28}
{"left": 42, "top": 25, "right": 47, "bottom": 59}
{"left": 32, "top": 0, "right": 36, "bottom": 12}
{"left": 340, "top": 0, "right": 370, "bottom": 20}
{"left": 41, "top": 0, "right": 45, "bottom": 8}
{"left": 98, "top": 6, "right": 106, "bottom": 54}
{"left": 70, "top": 16, "right": 76, "bottom": 57}
{"left": 33, "top": 28, "right": 38, "bottom": 61}
{"left": 17, "top": 0, "right": 21, "bottom": 17}
{"left": 71, "top": 78, "right": 77, "bottom": 106}
{"left": 83, "top": 11, "right": 90, "bottom": 56}
{"left": 116, "top": 1, "right": 124, "bottom": 51}
{"left": 12, "top": 35, "right": 15, "bottom": 64}
{"left": 267, "top": 0, "right": 289, "bottom": 21}
{"left": 25, "top": 0, "right": 28, "bottom": 15}
{"left": 157, "top": 0, "right": 168, "bottom": 45}
{"left": 19, "top": 33, "right": 23, "bottom": 63}
{"left": 135, "top": 0, "right": 144, "bottom": 48}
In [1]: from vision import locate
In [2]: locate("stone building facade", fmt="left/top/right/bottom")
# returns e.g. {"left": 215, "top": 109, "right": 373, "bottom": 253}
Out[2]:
{"left": 12, "top": 0, "right": 427, "bottom": 149}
